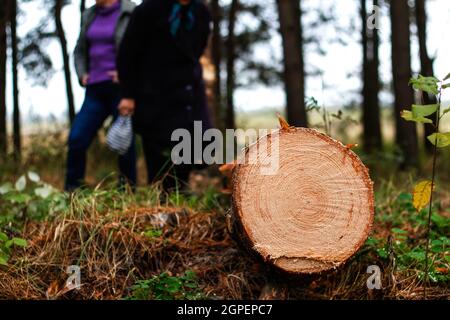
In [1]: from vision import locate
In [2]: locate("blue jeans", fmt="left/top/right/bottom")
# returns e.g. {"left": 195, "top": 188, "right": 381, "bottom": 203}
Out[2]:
{"left": 65, "top": 81, "right": 137, "bottom": 191}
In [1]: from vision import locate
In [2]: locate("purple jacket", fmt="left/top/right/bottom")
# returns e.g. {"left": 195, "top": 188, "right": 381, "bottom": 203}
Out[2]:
{"left": 74, "top": 0, "right": 135, "bottom": 86}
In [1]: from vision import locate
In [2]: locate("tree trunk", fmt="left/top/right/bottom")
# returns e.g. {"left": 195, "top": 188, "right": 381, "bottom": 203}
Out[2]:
{"left": 11, "top": 0, "right": 21, "bottom": 159}
{"left": 415, "top": 0, "right": 436, "bottom": 153}
{"left": 276, "top": 0, "right": 307, "bottom": 127}
{"left": 232, "top": 127, "right": 374, "bottom": 274}
{"left": 55, "top": 0, "right": 76, "bottom": 125}
{"left": 361, "top": 0, "right": 382, "bottom": 153}
{"left": 225, "top": 0, "right": 238, "bottom": 130}
{"left": 80, "top": 0, "right": 86, "bottom": 14}
{"left": 0, "top": 3, "right": 8, "bottom": 155}
{"left": 390, "top": 0, "right": 418, "bottom": 167}
{"left": 210, "top": 0, "right": 223, "bottom": 130}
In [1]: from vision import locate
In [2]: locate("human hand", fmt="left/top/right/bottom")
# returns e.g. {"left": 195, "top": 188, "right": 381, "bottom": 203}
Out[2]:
{"left": 108, "top": 70, "right": 119, "bottom": 84}
{"left": 81, "top": 74, "right": 89, "bottom": 86}
{"left": 118, "top": 98, "right": 135, "bottom": 116}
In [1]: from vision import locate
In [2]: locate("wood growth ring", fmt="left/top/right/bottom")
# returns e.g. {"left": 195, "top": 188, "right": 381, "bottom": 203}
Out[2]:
{"left": 232, "top": 128, "right": 374, "bottom": 274}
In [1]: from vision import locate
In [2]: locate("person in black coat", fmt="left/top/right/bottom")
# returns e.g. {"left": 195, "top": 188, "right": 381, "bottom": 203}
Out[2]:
{"left": 117, "top": 0, "right": 212, "bottom": 191}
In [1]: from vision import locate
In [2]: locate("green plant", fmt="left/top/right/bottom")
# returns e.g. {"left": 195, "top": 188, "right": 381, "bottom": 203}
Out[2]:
{"left": 166, "top": 187, "right": 223, "bottom": 212}
{"left": 125, "top": 271, "right": 204, "bottom": 300}
{"left": 305, "top": 96, "right": 358, "bottom": 136}
{"left": 0, "top": 171, "right": 68, "bottom": 224}
{"left": 0, "top": 232, "right": 27, "bottom": 265}
{"left": 143, "top": 227, "right": 163, "bottom": 240}
{"left": 400, "top": 74, "right": 450, "bottom": 297}
{"left": 365, "top": 190, "right": 449, "bottom": 285}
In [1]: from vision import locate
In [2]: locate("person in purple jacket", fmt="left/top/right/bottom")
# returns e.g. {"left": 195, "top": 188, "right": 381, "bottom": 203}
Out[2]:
{"left": 66, "top": 0, "right": 136, "bottom": 191}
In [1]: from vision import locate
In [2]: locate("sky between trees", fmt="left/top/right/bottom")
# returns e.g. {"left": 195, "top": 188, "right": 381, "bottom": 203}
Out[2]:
{"left": 5, "top": 0, "right": 450, "bottom": 122}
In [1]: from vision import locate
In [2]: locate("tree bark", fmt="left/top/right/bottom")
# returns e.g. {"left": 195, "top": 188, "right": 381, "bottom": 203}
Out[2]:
{"left": 210, "top": 0, "right": 223, "bottom": 130}
{"left": 0, "top": 3, "right": 8, "bottom": 155}
{"left": 276, "top": 0, "right": 307, "bottom": 127}
{"left": 361, "top": 0, "right": 382, "bottom": 153}
{"left": 232, "top": 128, "right": 374, "bottom": 274}
{"left": 55, "top": 0, "right": 76, "bottom": 125}
{"left": 415, "top": 0, "right": 436, "bottom": 153}
{"left": 11, "top": 0, "right": 21, "bottom": 159}
{"left": 80, "top": 0, "right": 86, "bottom": 14}
{"left": 225, "top": 0, "right": 238, "bottom": 130}
{"left": 390, "top": 0, "right": 418, "bottom": 167}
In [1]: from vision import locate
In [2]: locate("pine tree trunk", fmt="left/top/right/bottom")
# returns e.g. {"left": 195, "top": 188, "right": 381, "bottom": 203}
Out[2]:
{"left": 80, "top": 0, "right": 86, "bottom": 14}
{"left": 210, "top": 0, "right": 223, "bottom": 130}
{"left": 55, "top": 0, "right": 76, "bottom": 125}
{"left": 0, "top": 3, "right": 8, "bottom": 155}
{"left": 361, "top": 0, "right": 382, "bottom": 152}
{"left": 390, "top": 0, "right": 418, "bottom": 167}
{"left": 232, "top": 127, "right": 374, "bottom": 274}
{"left": 11, "top": 0, "right": 21, "bottom": 159}
{"left": 225, "top": 0, "right": 238, "bottom": 130}
{"left": 415, "top": 0, "right": 436, "bottom": 153}
{"left": 276, "top": 0, "right": 307, "bottom": 127}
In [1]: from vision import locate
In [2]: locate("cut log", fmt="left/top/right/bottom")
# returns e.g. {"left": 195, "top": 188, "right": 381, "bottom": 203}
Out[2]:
{"left": 232, "top": 127, "right": 374, "bottom": 274}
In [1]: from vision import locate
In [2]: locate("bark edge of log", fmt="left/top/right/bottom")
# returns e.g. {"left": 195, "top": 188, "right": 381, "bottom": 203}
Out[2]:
{"left": 231, "top": 127, "right": 375, "bottom": 275}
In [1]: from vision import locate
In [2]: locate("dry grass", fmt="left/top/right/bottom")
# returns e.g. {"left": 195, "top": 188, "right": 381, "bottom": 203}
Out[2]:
{"left": 0, "top": 197, "right": 266, "bottom": 300}
{"left": 1, "top": 186, "right": 448, "bottom": 300}
{"left": 0, "top": 124, "right": 448, "bottom": 300}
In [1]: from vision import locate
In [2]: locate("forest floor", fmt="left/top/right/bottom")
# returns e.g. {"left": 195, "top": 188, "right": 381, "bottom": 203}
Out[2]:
{"left": 0, "top": 126, "right": 449, "bottom": 300}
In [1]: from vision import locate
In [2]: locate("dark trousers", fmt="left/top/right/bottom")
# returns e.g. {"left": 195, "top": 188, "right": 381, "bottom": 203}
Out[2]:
{"left": 65, "top": 81, "right": 137, "bottom": 191}
{"left": 141, "top": 136, "right": 193, "bottom": 192}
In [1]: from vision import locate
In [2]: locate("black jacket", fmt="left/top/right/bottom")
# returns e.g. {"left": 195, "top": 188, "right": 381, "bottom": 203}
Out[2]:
{"left": 117, "top": 0, "right": 211, "bottom": 135}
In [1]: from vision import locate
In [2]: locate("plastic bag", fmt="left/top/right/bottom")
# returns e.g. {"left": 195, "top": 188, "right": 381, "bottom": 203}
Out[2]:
{"left": 106, "top": 116, "right": 133, "bottom": 155}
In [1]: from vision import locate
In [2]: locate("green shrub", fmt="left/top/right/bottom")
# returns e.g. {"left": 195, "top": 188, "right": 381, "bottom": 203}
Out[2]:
{"left": 125, "top": 271, "right": 204, "bottom": 300}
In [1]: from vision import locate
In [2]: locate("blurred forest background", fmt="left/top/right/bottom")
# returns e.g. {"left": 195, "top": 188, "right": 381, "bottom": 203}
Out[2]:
{"left": 0, "top": 0, "right": 449, "bottom": 300}
{"left": 1, "top": 0, "right": 450, "bottom": 183}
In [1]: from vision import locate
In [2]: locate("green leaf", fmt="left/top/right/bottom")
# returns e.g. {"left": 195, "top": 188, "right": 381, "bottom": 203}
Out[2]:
{"left": 412, "top": 104, "right": 438, "bottom": 117}
{"left": 397, "top": 192, "right": 412, "bottom": 202}
{"left": 442, "top": 83, "right": 450, "bottom": 90}
{"left": 365, "top": 237, "right": 379, "bottom": 246}
{"left": 15, "top": 175, "right": 26, "bottom": 192}
{"left": 442, "top": 107, "right": 450, "bottom": 117}
{"left": 431, "top": 239, "right": 443, "bottom": 246}
{"left": 391, "top": 228, "right": 408, "bottom": 234}
{"left": 11, "top": 238, "right": 27, "bottom": 247}
{"left": 401, "top": 110, "right": 413, "bottom": 120}
{"left": 444, "top": 73, "right": 450, "bottom": 81}
{"left": 0, "top": 255, "right": 8, "bottom": 266}
{"left": 431, "top": 245, "right": 446, "bottom": 253}
{"left": 27, "top": 171, "right": 40, "bottom": 183}
{"left": 401, "top": 110, "right": 433, "bottom": 124}
{"left": 34, "top": 185, "right": 53, "bottom": 199}
{"left": 409, "top": 75, "right": 440, "bottom": 95}
{"left": 406, "top": 250, "right": 426, "bottom": 262}
{"left": 5, "top": 193, "right": 31, "bottom": 204}
{"left": 376, "top": 248, "right": 389, "bottom": 259}
{"left": 431, "top": 213, "right": 449, "bottom": 228}
{"left": 427, "top": 132, "right": 450, "bottom": 148}
{"left": 5, "top": 240, "right": 13, "bottom": 249}
{"left": 0, "top": 183, "right": 12, "bottom": 195}
{"left": 440, "top": 237, "right": 450, "bottom": 245}
{"left": 0, "top": 232, "right": 8, "bottom": 242}
{"left": 143, "top": 228, "right": 163, "bottom": 239}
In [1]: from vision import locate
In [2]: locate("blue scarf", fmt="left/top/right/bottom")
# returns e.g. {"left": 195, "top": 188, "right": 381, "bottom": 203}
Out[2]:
{"left": 169, "top": 1, "right": 197, "bottom": 37}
